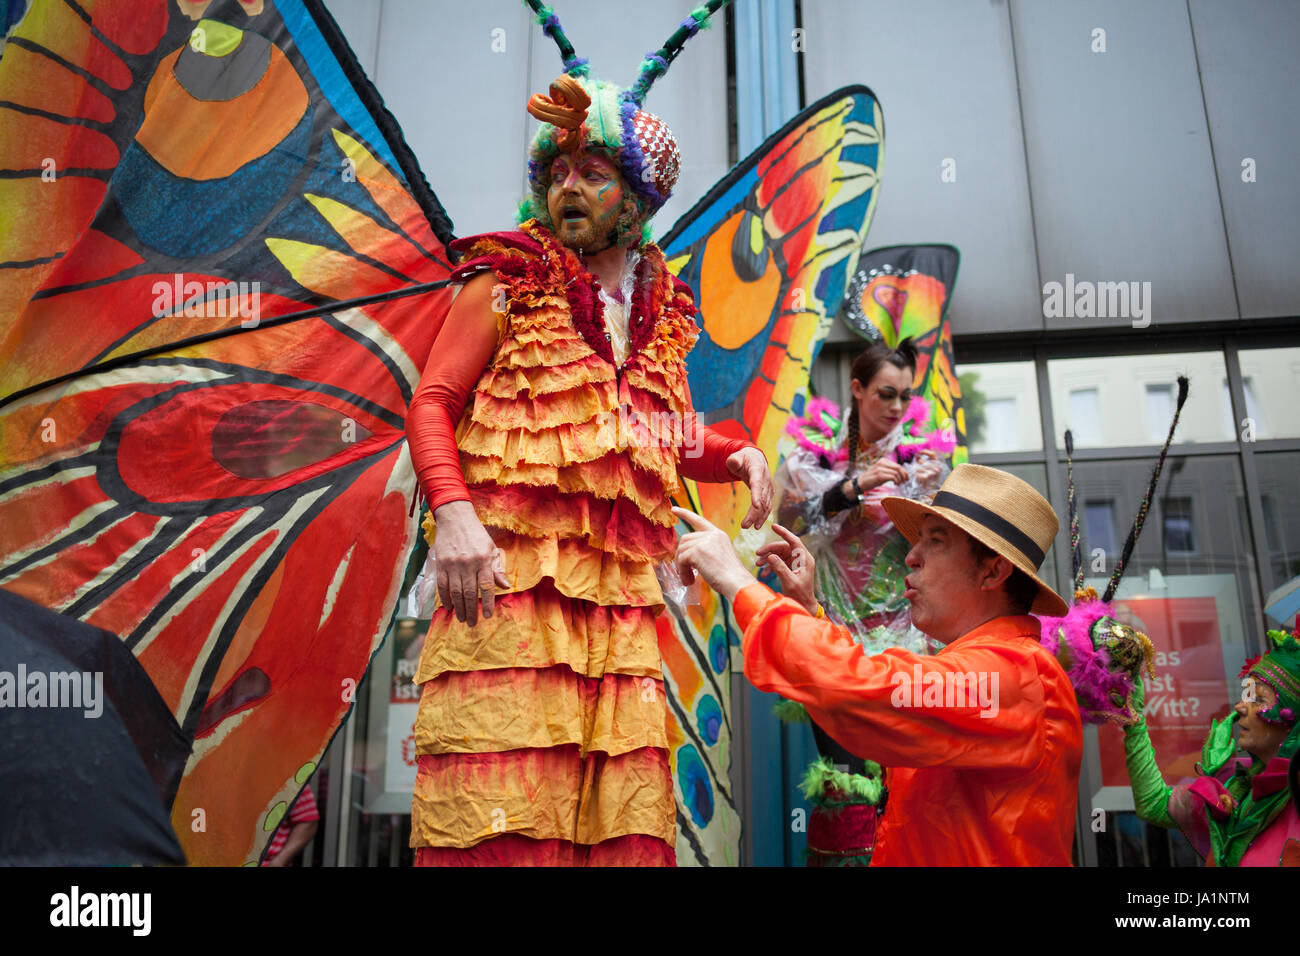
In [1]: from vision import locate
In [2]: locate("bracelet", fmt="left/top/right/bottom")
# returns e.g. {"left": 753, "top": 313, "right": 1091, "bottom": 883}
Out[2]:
{"left": 850, "top": 476, "right": 862, "bottom": 500}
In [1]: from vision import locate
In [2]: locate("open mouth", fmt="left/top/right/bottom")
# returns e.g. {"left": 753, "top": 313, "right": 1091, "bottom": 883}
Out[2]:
{"left": 561, "top": 207, "right": 587, "bottom": 223}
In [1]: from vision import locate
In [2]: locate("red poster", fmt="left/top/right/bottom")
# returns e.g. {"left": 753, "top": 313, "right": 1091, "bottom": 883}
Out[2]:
{"left": 1098, "top": 597, "right": 1232, "bottom": 788}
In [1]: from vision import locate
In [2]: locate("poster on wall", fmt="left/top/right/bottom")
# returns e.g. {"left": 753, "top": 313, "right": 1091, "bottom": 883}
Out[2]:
{"left": 383, "top": 619, "right": 425, "bottom": 796}
{"left": 1088, "top": 574, "right": 1250, "bottom": 811}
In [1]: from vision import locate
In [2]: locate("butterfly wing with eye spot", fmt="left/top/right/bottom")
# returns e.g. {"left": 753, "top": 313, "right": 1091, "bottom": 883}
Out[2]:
{"left": 0, "top": 0, "right": 455, "bottom": 865}
{"left": 655, "top": 86, "right": 885, "bottom": 865}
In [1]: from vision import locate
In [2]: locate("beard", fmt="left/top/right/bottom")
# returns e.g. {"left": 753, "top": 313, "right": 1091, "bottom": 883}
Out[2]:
{"left": 555, "top": 215, "right": 615, "bottom": 253}
{"left": 551, "top": 197, "right": 627, "bottom": 253}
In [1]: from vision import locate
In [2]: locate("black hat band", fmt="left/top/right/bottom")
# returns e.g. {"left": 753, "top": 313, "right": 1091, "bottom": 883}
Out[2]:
{"left": 931, "top": 491, "right": 1046, "bottom": 568}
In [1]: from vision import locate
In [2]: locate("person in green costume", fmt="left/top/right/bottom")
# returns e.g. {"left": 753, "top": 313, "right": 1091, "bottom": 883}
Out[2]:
{"left": 1123, "top": 627, "right": 1300, "bottom": 866}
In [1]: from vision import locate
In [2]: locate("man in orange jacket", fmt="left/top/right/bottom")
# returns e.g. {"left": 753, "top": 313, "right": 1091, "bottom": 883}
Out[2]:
{"left": 675, "top": 464, "right": 1083, "bottom": 865}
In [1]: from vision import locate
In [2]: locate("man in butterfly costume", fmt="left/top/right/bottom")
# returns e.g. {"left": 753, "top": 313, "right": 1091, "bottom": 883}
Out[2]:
{"left": 403, "top": 3, "right": 771, "bottom": 866}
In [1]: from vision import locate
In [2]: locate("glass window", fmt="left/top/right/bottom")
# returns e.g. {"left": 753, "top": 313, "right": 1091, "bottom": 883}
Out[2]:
{"left": 1222, "top": 377, "right": 1268, "bottom": 439}
{"left": 1145, "top": 384, "right": 1173, "bottom": 443}
{"left": 1048, "top": 352, "right": 1233, "bottom": 448}
{"left": 1066, "top": 455, "right": 1259, "bottom": 822}
{"left": 1237, "top": 347, "right": 1300, "bottom": 439}
{"left": 1084, "top": 499, "right": 1118, "bottom": 556}
{"left": 954, "top": 360, "right": 1042, "bottom": 454}
{"left": 1255, "top": 451, "right": 1300, "bottom": 600}
{"left": 1162, "top": 497, "right": 1196, "bottom": 554}
{"left": 1068, "top": 388, "right": 1101, "bottom": 444}
{"left": 985, "top": 397, "right": 1018, "bottom": 450}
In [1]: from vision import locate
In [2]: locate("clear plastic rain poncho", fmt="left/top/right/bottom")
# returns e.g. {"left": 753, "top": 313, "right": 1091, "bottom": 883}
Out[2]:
{"left": 775, "top": 406, "right": 949, "bottom": 656}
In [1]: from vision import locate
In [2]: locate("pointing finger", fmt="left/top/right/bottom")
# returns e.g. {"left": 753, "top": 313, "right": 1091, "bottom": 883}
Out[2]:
{"left": 671, "top": 506, "right": 718, "bottom": 534}
{"left": 771, "top": 523, "right": 804, "bottom": 552}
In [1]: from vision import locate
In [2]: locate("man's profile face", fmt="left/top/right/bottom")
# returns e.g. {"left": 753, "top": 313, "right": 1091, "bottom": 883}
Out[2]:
{"left": 546, "top": 148, "right": 629, "bottom": 252}
{"left": 903, "top": 514, "right": 988, "bottom": 644}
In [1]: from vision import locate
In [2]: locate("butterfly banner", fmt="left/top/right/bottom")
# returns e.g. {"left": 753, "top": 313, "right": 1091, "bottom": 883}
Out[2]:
{"left": 841, "top": 243, "right": 967, "bottom": 466}
{"left": 658, "top": 85, "right": 884, "bottom": 864}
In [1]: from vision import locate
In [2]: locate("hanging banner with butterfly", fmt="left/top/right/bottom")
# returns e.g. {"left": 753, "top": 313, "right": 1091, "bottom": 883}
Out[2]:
{"left": 659, "top": 85, "right": 884, "bottom": 864}
{"left": 841, "top": 244, "right": 967, "bottom": 466}
{"left": 0, "top": 0, "right": 455, "bottom": 865}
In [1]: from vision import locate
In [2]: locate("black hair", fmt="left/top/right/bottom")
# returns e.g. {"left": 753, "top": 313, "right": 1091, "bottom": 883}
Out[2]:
{"left": 846, "top": 338, "right": 918, "bottom": 470}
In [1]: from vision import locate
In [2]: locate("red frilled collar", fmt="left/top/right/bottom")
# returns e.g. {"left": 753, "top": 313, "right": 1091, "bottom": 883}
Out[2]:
{"left": 448, "top": 223, "right": 697, "bottom": 368}
{"left": 1250, "top": 756, "right": 1292, "bottom": 800}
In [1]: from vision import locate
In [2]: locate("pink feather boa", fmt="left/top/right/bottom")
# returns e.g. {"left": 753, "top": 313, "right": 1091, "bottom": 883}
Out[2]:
{"left": 1038, "top": 597, "right": 1140, "bottom": 725}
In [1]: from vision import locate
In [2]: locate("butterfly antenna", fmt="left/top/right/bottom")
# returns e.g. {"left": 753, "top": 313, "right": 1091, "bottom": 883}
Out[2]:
{"left": 522, "top": 1, "right": 591, "bottom": 76}
{"left": 627, "top": 1, "right": 731, "bottom": 106}
{"left": 1065, "top": 429, "right": 1084, "bottom": 593}
{"left": 1102, "top": 375, "right": 1190, "bottom": 602}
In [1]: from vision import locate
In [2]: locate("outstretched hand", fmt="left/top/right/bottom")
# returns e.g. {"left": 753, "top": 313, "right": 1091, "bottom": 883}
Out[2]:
{"left": 754, "top": 524, "right": 818, "bottom": 615}
{"left": 726, "top": 447, "right": 773, "bottom": 529}
{"left": 433, "top": 500, "right": 511, "bottom": 626}
{"left": 672, "top": 506, "right": 756, "bottom": 602}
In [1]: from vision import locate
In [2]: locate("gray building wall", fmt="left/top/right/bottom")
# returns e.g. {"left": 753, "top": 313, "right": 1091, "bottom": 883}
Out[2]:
{"left": 802, "top": 0, "right": 1300, "bottom": 340}
{"left": 326, "top": 0, "right": 729, "bottom": 241}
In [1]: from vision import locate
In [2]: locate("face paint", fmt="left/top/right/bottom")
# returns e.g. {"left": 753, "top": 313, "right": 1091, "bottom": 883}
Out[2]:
{"left": 547, "top": 148, "right": 630, "bottom": 252}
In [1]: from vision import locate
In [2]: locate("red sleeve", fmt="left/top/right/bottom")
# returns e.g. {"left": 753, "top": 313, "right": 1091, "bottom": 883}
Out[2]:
{"left": 677, "top": 415, "right": 754, "bottom": 483}
{"left": 405, "top": 274, "right": 500, "bottom": 509}
{"left": 733, "top": 582, "right": 1046, "bottom": 770}
{"left": 669, "top": 279, "right": 754, "bottom": 482}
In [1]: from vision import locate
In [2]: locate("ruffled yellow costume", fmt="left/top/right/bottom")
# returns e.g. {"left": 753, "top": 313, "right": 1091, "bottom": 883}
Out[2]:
{"left": 408, "top": 221, "right": 742, "bottom": 865}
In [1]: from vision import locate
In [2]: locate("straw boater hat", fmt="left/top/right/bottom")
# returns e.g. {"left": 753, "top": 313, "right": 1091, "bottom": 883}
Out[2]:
{"left": 882, "top": 464, "right": 1068, "bottom": 616}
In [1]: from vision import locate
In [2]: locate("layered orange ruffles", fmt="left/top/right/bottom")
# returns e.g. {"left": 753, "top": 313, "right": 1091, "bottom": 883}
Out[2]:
{"left": 411, "top": 223, "right": 698, "bottom": 864}
{"left": 414, "top": 582, "right": 662, "bottom": 684}
{"left": 414, "top": 833, "right": 674, "bottom": 867}
{"left": 410, "top": 745, "right": 676, "bottom": 850}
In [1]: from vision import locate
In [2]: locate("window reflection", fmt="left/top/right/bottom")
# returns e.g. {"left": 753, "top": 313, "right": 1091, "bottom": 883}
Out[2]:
{"left": 954, "top": 361, "right": 1042, "bottom": 453}
{"left": 1256, "top": 452, "right": 1300, "bottom": 598}
{"left": 1236, "top": 347, "right": 1300, "bottom": 439}
{"left": 1048, "top": 352, "right": 1233, "bottom": 448}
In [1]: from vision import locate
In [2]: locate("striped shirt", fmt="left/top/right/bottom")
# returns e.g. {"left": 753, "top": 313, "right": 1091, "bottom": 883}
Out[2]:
{"left": 262, "top": 785, "right": 319, "bottom": 865}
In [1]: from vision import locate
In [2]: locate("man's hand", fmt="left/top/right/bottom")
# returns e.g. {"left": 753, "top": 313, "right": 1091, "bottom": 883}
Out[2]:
{"left": 754, "top": 524, "right": 818, "bottom": 615}
{"left": 726, "top": 446, "right": 773, "bottom": 529}
{"left": 433, "top": 500, "right": 510, "bottom": 626}
{"left": 672, "top": 506, "right": 756, "bottom": 602}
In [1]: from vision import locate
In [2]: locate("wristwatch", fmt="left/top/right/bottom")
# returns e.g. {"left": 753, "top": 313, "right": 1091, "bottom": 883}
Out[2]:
{"left": 849, "top": 476, "right": 863, "bottom": 501}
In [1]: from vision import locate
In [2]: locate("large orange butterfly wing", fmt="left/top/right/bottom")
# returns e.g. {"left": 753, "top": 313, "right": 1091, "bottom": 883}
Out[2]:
{"left": 656, "top": 87, "right": 885, "bottom": 863}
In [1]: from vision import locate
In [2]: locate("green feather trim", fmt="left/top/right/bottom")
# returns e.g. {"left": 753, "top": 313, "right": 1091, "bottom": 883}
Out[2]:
{"left": 515, "top": 196, "right": 538, "bottom": 227}
{"left": 798, "top": 755, "right": 883, "bottom": 805}
{"left": 772, "top": 698, "right": 810, "bottom": 725}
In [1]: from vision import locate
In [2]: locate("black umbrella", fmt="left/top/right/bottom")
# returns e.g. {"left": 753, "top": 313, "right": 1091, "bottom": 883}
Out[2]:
{"left": 0, "top": 587, "right": 189, "bottom": 865}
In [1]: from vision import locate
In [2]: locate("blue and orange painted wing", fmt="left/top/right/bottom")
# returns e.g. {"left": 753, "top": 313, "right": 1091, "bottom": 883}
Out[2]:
{"left": 656, "top": 86, "right": 884, "bottom": 864}
{"left": 842, "top": 244, "right": 967, "bottom": 464}
{"left": 0, "top": 0, "right": 454, "bottom": 864}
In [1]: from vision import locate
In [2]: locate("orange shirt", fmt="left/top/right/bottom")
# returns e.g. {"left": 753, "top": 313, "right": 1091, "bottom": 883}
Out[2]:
{"left": 734, "top": 583, "right": 1082, "bottom": 866}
